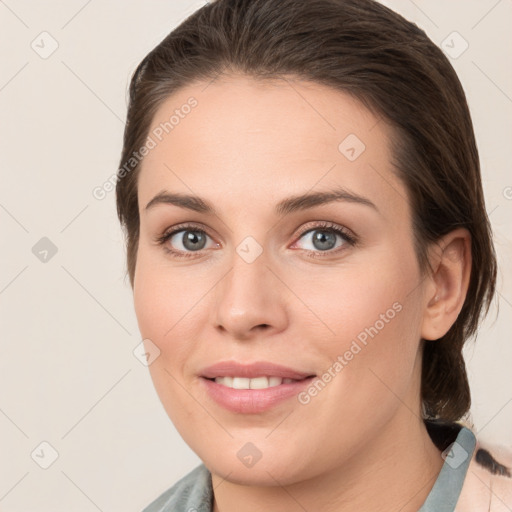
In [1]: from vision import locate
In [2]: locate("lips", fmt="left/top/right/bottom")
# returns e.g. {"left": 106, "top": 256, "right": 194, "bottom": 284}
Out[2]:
{"left": 199, "top": 361, "right": 316, "bottom": 414}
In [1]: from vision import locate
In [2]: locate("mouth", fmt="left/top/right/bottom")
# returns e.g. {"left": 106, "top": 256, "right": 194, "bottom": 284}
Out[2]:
{"left": 199, "top": 361, "right": 316, "bottom": 413}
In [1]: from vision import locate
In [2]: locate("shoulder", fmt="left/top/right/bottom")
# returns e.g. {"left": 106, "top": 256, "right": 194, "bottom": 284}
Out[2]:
{"left": 141, "top": 464, "right": 213, "bottom": 512}
{"left": 456, "top": 434, "right": 512, "bottom": 511}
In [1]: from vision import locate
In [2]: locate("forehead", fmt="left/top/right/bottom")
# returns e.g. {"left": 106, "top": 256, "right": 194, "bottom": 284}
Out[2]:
{"left": 138, "top": 74, "right": 408, "bottom": 221}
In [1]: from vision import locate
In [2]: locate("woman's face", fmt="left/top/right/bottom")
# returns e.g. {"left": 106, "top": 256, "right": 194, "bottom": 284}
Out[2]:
{"left": 133, "top": 74, "right": 430, "bottom": 484}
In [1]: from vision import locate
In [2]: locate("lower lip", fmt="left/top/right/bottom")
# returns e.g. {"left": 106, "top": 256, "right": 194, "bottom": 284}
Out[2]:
{"left": 200, "top": 376, "right": 315, "bottom": 414}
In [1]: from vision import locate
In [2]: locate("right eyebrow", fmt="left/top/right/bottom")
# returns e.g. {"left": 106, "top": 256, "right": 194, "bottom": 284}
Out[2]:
{"left": 145, "top": 191, "right": 214, "bottom": 214}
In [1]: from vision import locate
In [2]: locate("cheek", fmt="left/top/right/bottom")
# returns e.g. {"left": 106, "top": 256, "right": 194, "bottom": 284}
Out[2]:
{"left": 133, "top": 249, "right": 191, "bottom": 364}
{"left": 133, "top": 257, "right": 203, "bottom": 430}
{"left": 133, "top": 246, "right": 219, "bottom": 382}
{"left": 301, "top": 250, "right": 419, "bottom": 344}
{"left": 300, "top": 246, "right": 423, "bottom": 389}
{"left": 133, "top": 241, "right": 197, "bottom": 337}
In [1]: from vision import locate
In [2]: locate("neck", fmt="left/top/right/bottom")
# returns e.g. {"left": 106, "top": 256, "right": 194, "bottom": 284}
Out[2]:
{"left": 211, "top": 411, "right": 444, "bottom": 512}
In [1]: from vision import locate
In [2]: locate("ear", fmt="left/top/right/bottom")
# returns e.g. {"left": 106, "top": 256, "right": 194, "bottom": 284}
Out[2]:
{"left": 421, "top": 228, "right": 472, "bottom": 341}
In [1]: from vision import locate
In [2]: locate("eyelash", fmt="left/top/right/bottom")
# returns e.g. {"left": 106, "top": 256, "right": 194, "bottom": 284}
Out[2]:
{"left": 155, "top": 221, "right": 358, "bottom": 260}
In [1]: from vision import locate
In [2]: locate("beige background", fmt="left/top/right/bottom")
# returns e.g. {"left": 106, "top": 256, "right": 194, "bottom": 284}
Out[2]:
{"left": 1, "top": 0, "right": 511, "bottom": 510}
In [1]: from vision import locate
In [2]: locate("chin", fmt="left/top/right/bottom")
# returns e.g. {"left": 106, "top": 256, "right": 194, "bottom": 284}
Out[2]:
{"left": 206, "top": 457, "right": 306, "bottom": 487}
{"left": 196, "top": 437, "right": 314, "bottom": 486}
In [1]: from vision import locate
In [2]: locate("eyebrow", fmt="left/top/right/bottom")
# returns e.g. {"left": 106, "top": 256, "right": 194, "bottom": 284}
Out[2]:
{"left": 144, "top": 186, "right": 379, "bottom": 216}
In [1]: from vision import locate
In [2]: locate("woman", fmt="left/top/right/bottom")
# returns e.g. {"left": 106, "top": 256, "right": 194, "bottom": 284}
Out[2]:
{"left": 115, "top": 0, "right": 512, "bottom": 510}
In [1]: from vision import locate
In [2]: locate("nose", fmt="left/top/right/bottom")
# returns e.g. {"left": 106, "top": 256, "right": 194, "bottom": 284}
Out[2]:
{"left": 212, "top": 243, "right": 288, "bottom": 340}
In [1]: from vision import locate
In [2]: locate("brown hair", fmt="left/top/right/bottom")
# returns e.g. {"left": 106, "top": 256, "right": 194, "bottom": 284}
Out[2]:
{"left": 116, "top": 0, "right": 497, "bottom": 422}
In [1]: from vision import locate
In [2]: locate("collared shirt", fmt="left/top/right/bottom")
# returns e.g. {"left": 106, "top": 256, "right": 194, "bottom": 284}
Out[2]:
{"left": 142, "top": 421, "right": 512, "bottom": 512}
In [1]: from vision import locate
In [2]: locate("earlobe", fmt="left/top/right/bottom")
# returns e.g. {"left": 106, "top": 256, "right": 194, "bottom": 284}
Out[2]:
{"left": 421, "top": 228, "right": 472, "bottom": 341}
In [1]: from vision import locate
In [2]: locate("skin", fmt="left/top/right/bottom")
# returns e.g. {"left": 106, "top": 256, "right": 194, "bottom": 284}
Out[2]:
{"left": 133, "top": 74, "right": 471, "bottom": 511}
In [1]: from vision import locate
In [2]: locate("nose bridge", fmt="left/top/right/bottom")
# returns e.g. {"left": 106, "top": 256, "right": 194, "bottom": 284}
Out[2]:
{"left": 222, "top": 236, "right": 271, "bottom": 310}
{"left": 212, "top": 233, "right": 287, "bottom": 336}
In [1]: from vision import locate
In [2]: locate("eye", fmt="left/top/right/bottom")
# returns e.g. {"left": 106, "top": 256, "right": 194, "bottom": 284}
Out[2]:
{"left": 156, "top": 223, "right": 218, "bottom": 259}
{"left": 292, "top": 221, "right": 356, "bottom": 258}
{"left": 156, "top": 221, "right": 357, "bottom": 259}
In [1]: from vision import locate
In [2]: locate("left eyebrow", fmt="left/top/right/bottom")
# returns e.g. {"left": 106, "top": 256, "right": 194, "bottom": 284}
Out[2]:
{"left": 144, "top": 186, "right": 379, "bottom": 216}
{"left": 274, "top": 186, "right": 379, "bottom": 216}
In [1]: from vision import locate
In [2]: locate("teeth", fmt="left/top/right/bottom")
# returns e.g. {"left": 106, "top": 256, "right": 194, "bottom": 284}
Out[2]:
{"left": 269, "top": 376, "right": 282, "bottom": 387}
{"left": 232, "top": 377, "right": 250, "bottom": 389}
{"left": 213, "top": 376, "right": 298, "bottom": 389}
{"left": 249, "top": 376, "right": 270, "bottom": 389}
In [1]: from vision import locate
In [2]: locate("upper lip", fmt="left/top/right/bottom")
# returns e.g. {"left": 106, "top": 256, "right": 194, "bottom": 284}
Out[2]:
{"left": 200, "top": 361, "right": 315, "bottom": 380}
